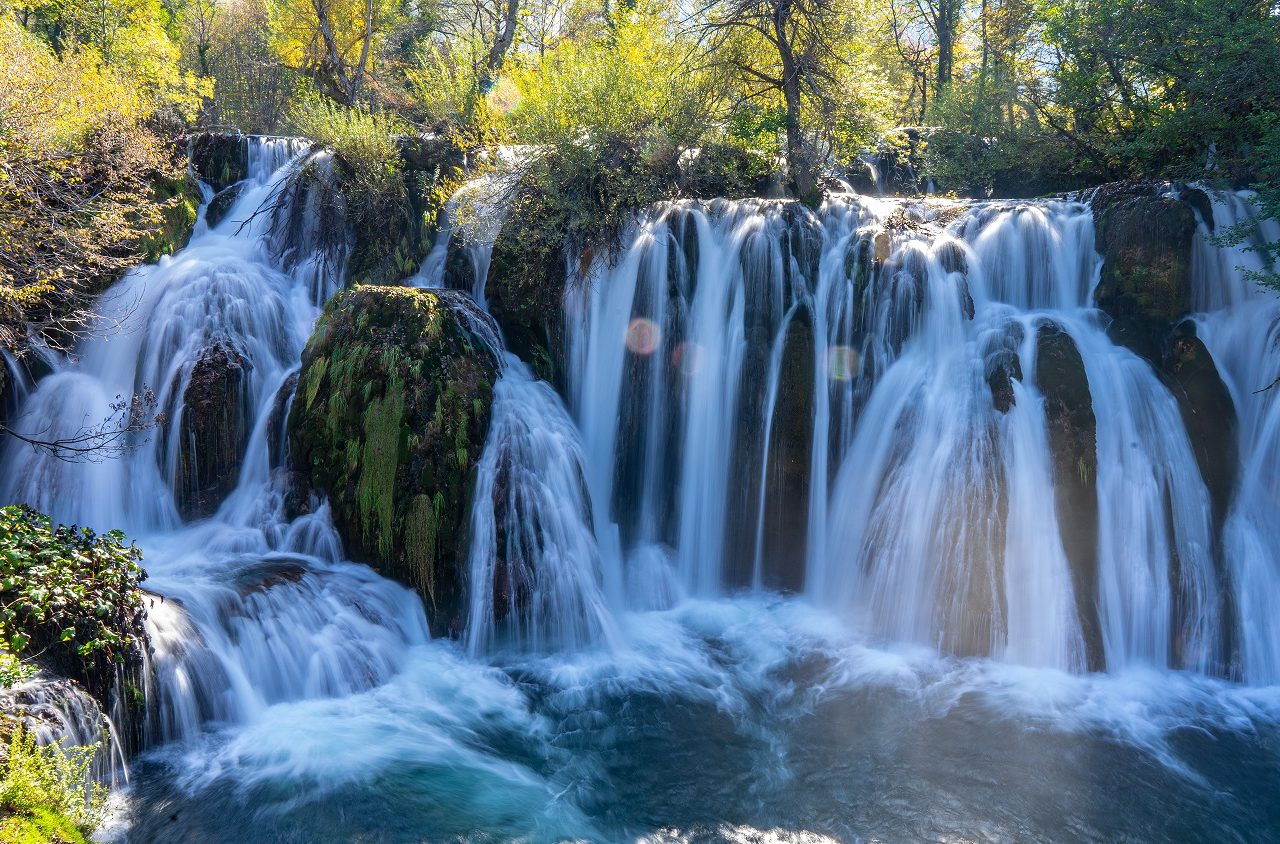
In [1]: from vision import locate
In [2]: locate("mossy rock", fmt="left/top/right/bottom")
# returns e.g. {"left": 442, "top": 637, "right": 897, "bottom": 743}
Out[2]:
{"left": 287, "top": 286, "right": 501, "bottom": 635}
{"left": 140, "top": 174, "right": 202, "bottom": 263}
{"left": 483, "top": 184, "right": 568, "bottom": 390}
{"left": 1091, "top": 181, "right": 1202, "bottom": 361}
{"left": 1035, "top": 320, "right": 1104, "bottom": 671}
{"left": 188, "top": 132, "right": 247, "bottom": 191}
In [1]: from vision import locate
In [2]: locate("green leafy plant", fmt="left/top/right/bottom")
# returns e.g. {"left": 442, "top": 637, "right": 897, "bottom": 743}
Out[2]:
{"left": 0, "top": 505, "right": 146, "bottom": 698}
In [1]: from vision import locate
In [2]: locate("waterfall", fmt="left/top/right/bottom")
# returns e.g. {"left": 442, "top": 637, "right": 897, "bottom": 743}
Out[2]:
{"left": 568, "top": 193, "right": 1229, "bottom": 675}
{"left": 1192, "top": 191, "right": 1280, "bottom": 684}
{"left": 4, "top": 136, "right": 1280, "bottom": 840}
{"left": 0, "top": 139, "right": 431, "bottom": 748}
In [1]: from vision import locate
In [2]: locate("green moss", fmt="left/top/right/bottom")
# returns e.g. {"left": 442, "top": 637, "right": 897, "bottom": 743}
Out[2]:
{"left": 303, "top": 355, "right": 329, "bottom": 411}
{"left": 287, "top": 286, "right": 500, "bottom": 636}
{"left": 403, "top": 494, "right": 439, "bottom": 608}
{"left": 140, "top": 175, "right": 202, "bottom": 262}
{"left": 356, "top": 371, "right": 406, "bottom": 560}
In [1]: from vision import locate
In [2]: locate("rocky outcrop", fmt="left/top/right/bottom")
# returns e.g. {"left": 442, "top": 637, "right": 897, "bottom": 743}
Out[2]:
{"left": 287, "top": 286, "right": 501, "bottom": 635}
{"left": 483, "top": 195, "right": 567, "bottom": 391}
{"left": 1090, "top": 181, "right": 1238, "bottom": 531}
{"left": 1035, "top": 320, "right": 1104, "bottom": 671}
{"left": 177, "top": 341, "right": 252, "bottom": 521}
{"left": 188, "top": 133, "right": 247, "bottom": 191}
{"left": 1090, "top": 181, "right": 1211, "bottom": 360}
{"left": 206, "top": 182, "right": 245, "bottom": 228}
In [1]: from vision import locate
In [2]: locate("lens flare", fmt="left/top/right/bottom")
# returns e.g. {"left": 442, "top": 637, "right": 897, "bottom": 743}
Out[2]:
{"left": 485, "top": 78, "right": 522, "bottom": 115}
{"left": 626, "top": 318, "right": 661, "bottom": 355}
{"left": 672, "top": 341, "right": 706, "bottom": 376}
{"left": 826, "top": 345, "right": 860, "bottom": 381}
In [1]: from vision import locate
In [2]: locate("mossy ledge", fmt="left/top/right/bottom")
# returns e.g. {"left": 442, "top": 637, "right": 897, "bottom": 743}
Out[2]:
{"left": 287, "top": 285, "right": 501, "bottom": 636}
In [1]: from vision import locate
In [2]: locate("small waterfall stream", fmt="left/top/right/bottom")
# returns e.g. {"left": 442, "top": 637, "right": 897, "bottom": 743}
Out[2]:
{"left": 2, "top": 144, "right": 1279, "bottom": 840}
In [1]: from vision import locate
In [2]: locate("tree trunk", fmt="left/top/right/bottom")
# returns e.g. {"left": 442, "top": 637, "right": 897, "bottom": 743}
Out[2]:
{"left": 480, "top": 0, "right": 521, "bottom": 92}
{"left": 775, "top": 10, "right": 817, "bottom": 201}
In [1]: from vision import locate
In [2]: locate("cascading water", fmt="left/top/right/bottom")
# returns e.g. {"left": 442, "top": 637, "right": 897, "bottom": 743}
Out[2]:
{"left": 3, "top": 141, "right": 1280, "bottom": 841}
{"left": 1192, "top": 191, "right": 1280, "bottom": 685}
{"left": 569, "top": 195, "right": 1226, "bottom": 676}
{"left": 1, "top": 140, "right": 431, "bottom": 753}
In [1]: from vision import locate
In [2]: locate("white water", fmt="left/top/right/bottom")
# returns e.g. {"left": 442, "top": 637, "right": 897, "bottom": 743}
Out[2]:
{"left": 570, "top": 195, "right": 1227, "bottom": 675}
{"left": 2, "top": 146, "right": 1279, "bottom": 840}
{"left": 1, "top": 140, "right": 431, "bottom": 751}
{"left": 1192, "top": 191, "right": 1280, "bottom": 684}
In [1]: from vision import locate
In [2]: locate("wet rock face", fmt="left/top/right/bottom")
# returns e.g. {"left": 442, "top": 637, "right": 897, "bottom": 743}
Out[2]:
{"left": 177, "top": 341, "right": 253, "bottom": 520}
{"left": 206, "top": 182, "right": 246, "bottom": 229}
{"left": 1162, "top": 322, "right": 1237, "bottom": 531}
{"left": 1091, "top": 182, "right": 1207, "bottom": 360}
{"left": 189, "top": 132, "right": 248, "bottom": 191}
{"left": 287, "top": 286, "right": 501, "bottom": 636}
{"left": 1035, "top": 321, "right": 1104, "bottom": 671}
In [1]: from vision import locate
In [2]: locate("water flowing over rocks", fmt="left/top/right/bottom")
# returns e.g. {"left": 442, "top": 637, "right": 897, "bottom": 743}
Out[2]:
{"left": 6, "top": 133, "right": 1280, "bottom": 839}
{"left": 1034, "top": 320, "right": 1103, "bottom": 670}
{"left": 287, "top": 285, "right": 501, "bottom": 635}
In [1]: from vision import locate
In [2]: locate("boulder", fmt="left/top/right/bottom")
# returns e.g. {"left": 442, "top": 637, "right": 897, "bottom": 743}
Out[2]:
{"left": 177, "top": 341, "right": 253, "bottom": 520}
{"left": 1035, "top": 320, "right": 1104, "bottom": 671}
{"left": 287, "top": 286, "right": 501, "bottom": 635}
{"left": 484, "top": 191, "right": 567, "bottom": 390}
{"left": 1091, "top": 182, "right": 1205, "bottom": 361}
{"left": 206, "top": 182, "right": 246, "bottom": 229}
{"left": 188, "top": 132, "right": 247, "bottom": 191}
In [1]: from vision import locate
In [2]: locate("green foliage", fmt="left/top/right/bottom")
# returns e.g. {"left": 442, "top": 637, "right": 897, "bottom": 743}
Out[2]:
{"left": 0, "top": 728, "right": 104, "bottom": 842}
{"left": 287, "top": 93, "right": 419, "bottom": 282}
{"left": 0, "top": 647, "right": 33, "bottom": 688}
{"left": 0, "top": 506, "right": 146, "bottom": 688}
{"left": 498, "top": 4, "right": 732, "bottom": 262}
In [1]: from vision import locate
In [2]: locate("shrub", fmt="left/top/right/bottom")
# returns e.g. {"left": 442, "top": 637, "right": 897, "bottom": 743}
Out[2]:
{"left": 0, "top": 506, "right": 147, "bottom": 701}
{"left": 0, "top": 728, "right": 104, "bottom": 843}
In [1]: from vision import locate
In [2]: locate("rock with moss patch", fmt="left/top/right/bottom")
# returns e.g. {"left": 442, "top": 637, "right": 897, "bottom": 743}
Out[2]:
{"left": 287, "top": 286, "right": 501, "bottom": 635}
{"left": 141, "top": 174, "right": 202, "bottom": 262}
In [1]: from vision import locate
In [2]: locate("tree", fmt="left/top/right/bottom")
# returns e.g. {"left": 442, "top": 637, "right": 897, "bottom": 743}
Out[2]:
{"left": 695, "top": 0, "right": 848, "bottom": 200}
{"left": 268, "top": 0, "right": 400, "bottom": 104}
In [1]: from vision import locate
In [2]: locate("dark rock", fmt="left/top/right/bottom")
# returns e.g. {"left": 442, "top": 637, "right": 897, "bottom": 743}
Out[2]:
{"left": 984, "top": 321, "right": 1025, "bottom": 414}
{"left": 287, "top": 286, "right": 501, "bottom": 636}
{"left": 1035, "top": 320, "right": 1104, "bottom": 671}
{"left": 1161, "top": 322, "right": 1237, "bottom": 531}
{"left": 1179, "top": 186, "right": 1215, "bottom": 232}
{"left": 266, "top": 372, "right": 299, "bottom": 470}
{"left": 206, "top": 182, "right": 246, "bottom": 228}
{"left": 1091, "top": 181, "right": 1198, "bottom": 361}
{"left": 188, "top": 132, "right": 248, "bottom": 191}
{"left": 177, "top": 341, "right": 253, "bottom": 520}
{"left": 760, "top": 311, "right": 815, "bottom": 590}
